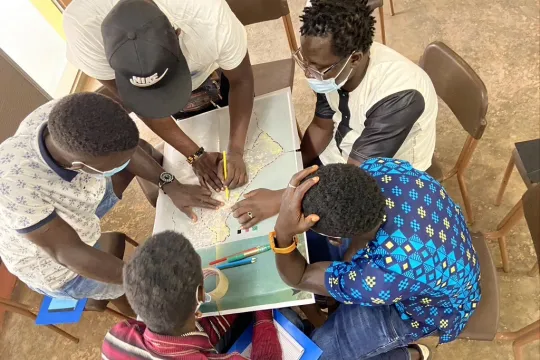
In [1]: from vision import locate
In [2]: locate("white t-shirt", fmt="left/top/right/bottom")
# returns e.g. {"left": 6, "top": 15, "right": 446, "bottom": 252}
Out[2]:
{"left": 63, "top": 0, "right": 248, "bottom": 90}
{"left": 0, "top": 101, "right": 107, "bottom": 292}
{"left": 316, "top": 42, "right": 438, "bottom": 171}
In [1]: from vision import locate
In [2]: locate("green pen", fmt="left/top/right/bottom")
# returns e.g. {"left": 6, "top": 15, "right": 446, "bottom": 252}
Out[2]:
{"left": 226, "top": 245, "right": 271, "bottom": 263}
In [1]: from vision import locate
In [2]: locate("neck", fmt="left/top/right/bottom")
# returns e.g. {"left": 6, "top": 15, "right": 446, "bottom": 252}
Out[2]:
{"left": 44, "top": 131, "right": 73, "bottom": 169}
{"left": 171, "top": 316, "right": 198, "bottom": 336}
{"left": 341, "top": 54, "right": 370, "bottom": 93}
{"left": 343, "top": 222, "right": 382, "bottom": 262}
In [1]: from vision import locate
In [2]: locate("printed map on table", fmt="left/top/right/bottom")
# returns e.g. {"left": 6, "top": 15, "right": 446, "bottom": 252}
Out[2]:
{"left": 153, "top": 89, "right": 315, "bottom": 316}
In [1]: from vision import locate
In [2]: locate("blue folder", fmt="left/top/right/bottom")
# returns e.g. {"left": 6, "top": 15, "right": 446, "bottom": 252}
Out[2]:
{"left": 228, "top": 309, "right": 322, "bottom": 359}
{"left": 35, "top": 296, "right": 87, "bottom": 326}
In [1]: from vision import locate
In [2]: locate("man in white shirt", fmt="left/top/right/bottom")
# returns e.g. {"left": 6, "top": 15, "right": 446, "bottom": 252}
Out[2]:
{"left": 0, "top": 93, "right": 220, "bottom": 314}
{"left": 64, "top": 0, "right": 254, "bottom": 192}
{"left": 231, "top": 0, "right": 438, "bottom": 229}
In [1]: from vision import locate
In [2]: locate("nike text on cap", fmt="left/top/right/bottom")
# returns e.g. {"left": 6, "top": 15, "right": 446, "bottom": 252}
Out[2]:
{"left": 101, "top": 0, "right": 192, "bottom": 118}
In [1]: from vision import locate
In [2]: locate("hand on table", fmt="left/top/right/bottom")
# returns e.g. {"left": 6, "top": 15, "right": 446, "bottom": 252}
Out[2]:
{"left": 164, "top": 181, "right": 223, "bottom": 222}
{"left": 218, "top": 150, "right": 247, "bottom": 189}
{"left": 192, "top": 152, "right": 224, "bottom": 192}
{"left": 274, "top": 165, "right": 320, "bottom": 241}
{"left": 232, "top": 189, "right": 282, "bottom": 228}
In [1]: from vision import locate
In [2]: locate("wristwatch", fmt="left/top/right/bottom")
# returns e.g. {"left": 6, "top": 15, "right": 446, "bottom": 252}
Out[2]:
{"left": 158, "top": 172, "right": 175, "bottom": 193}
{"left": 187, "top": 147, "right": 205, "bottom": 165}
{"left": 269, "top": 231, "right": 298, "bottom": 254}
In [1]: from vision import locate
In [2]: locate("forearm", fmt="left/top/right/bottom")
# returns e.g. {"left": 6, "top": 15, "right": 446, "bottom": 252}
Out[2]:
{"left": 142, "top": 117, "right": 200, "bottom": 157}
{"left": 227, "top": 79, "right": 253, "bottom": 153}
{"left": 274, "top": 230, "right": 330, "bottom": 295}
{"left": 127, "top": 145, "right": 167, "bottom": 184}
{"left": 57, "top": 243, "right": 124, "bottom": 284}
{"left": 300, "top": 122, "right": 333, "bottom": 165}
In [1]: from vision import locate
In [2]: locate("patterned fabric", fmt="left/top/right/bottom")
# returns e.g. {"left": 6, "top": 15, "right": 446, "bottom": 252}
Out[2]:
{"left": 102, "top": 311, "right": 281, "bottom": 360}
{"left": 325, "top": 158, "right": 481, "bottom": 343}
{"left": 0, "top": 100, "right": 107, "bottom": 292}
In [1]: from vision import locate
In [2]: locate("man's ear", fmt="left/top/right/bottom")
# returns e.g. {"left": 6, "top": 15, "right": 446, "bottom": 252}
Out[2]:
{"left": 350, "top": 52, "right": 364, "bottom": 66}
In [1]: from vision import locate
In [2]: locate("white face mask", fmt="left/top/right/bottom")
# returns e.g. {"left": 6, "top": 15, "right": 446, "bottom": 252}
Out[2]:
{"left": 307, "top": 54, "right": 354, "bottom": 94}
{"left": 71, "top": 159, "right": 130, "bottom": 177}
{"left": 194, "top": 285, "right": 212, "bottom": 315}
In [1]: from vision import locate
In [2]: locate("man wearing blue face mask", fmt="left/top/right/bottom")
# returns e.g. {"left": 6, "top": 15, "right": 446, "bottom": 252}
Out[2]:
{"left": 230, "top": 0, "right": 439, "bottom": 229}
{"left": 0, "top": 93, "right": 222, "bottom": 314}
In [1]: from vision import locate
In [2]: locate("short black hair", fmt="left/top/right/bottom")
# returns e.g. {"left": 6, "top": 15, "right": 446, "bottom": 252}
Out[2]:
{"left": 48, "top": 92, "right": 139, "bottom": 156}
{"left": 302, "top": 164, "right": 385, "bottom": 237}
{"left": 124, "top": 231, "right": 203, "bottom": 334}
{"left": 300, "top": 0, "right": 375, "bottom": 57}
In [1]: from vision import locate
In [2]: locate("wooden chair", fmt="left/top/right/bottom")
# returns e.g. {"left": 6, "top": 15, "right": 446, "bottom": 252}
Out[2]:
{"left": 495, "top": 139, "right": 540, "bottom": 206}
{"left": 0, "top": 296, "right": 132, "bottom": 344}
{"left": 367, "top": 0, "right": 387, "bottom": 45}
{"left": 456, "top": 232, "right": 499, "bottom": 342}
{"left": 389, "top": 0, "right": 395, "bottom": 16}
{"left": 485, "top": 183, "right": 539, "bottom": 274}
{"left": 419, "top": 42, "right": 488, "bottom": 225}
{"left": 226, "top": 0, "right": 297, "bottom": 97}
{"left": 495, "top": 184, "right": 540, "bottom": 359}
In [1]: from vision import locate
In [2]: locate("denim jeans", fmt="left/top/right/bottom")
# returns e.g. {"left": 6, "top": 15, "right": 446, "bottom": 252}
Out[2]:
{"left": 311, "top": 304, "right": 415, "bottom": 360}
{"left": 307, "top": 231, "right": 414, "bottom": 360}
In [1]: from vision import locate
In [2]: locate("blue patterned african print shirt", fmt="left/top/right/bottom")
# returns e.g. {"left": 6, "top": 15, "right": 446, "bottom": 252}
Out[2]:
{"left": 324, "top": 158, "right": 481, "bottom": 343}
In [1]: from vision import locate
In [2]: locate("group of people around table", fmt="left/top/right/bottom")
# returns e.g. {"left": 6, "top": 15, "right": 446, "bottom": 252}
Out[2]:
{"left": 0, "top": 0, "right": 481, "bottom": 359}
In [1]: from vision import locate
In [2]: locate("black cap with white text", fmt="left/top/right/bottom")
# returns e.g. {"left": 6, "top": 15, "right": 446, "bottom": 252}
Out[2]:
{"left": 101, "top": 0, "right": 192, "bottom": 118}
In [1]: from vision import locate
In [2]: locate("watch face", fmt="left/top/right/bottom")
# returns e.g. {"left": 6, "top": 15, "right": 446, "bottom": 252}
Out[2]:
{"left": 160, "top": 172, "right": 174, "bottom": 183}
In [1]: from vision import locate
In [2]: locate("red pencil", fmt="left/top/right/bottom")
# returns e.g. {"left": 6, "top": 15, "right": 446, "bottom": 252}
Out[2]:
{"left": 209, "top": 246, "right": 259, "bottom": 265}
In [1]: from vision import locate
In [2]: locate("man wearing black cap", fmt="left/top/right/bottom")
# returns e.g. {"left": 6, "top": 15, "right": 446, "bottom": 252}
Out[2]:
{"left": 64, "top": 0, "right": 254, "bottom": 192}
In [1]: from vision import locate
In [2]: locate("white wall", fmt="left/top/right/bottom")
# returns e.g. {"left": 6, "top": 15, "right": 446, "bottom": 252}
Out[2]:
{"left": 0, "top": 0, "right": 68, "bottom": 96}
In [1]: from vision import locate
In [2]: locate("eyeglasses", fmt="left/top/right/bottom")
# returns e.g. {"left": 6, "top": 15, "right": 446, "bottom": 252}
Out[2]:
{"left": 293, "top": 48, "right": 348, "bottom": 80}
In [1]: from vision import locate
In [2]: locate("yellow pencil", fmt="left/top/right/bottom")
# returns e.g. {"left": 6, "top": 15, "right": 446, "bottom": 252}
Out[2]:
{"left": 223, "top": 151, "right": 229, "bottom": 200}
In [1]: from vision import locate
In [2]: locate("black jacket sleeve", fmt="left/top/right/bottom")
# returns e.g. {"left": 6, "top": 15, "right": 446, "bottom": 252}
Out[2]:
{"left": 314, "top": 93, "right": 336, "bottom": 120}
{"left": 349, "top": 89, "right": 425, "bottom": 162}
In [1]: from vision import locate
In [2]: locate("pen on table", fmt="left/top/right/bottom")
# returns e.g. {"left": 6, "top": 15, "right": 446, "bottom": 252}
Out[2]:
{"left": 226, "top": 245, "right": 271, "bottom": 263}
{"left": 209, "top": 246, "right": 259, "bottom": 265}
{"left": 216, "top": 257, "right": 256, "bottom": 270}
{"left": 222, "top": 150, "right": 229, "bottom": 200}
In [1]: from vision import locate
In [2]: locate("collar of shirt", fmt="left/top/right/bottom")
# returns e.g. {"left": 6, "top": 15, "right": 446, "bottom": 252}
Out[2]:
{"left": 143, "top": 327, "right": 219, "bottom": 356}
{"left": 36, "top": 122, "right": 78, "bottom": 182}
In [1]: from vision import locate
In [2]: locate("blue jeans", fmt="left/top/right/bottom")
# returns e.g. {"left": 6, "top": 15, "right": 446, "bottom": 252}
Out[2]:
{"left": 311, "top": 304, "right": 414, "bottom": 360}
{"left": 307, "top": 231, "right": 413, "bottom": 360}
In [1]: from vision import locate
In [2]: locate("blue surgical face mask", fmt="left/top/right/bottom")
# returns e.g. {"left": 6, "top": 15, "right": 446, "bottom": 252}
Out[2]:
{"left": 307, "top": 55, "right": 354, "bottom": 94}
{"left": 194, "top": 285, "right": 212, "bottom": 316}
{"left": 71, "top": 159, "right": 130, "bottom": 177}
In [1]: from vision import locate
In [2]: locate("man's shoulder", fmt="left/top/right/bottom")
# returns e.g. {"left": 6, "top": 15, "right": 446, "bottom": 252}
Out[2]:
{"left": 64, "top": 0, "right": 112, "bottom": 21}
{"left": 103, "top": 320, "right": 148, "bottom": 358}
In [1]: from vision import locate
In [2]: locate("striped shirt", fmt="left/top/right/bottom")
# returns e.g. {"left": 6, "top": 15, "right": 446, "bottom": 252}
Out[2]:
{"left": 102, "top": 311, "right": 281, "bottom": 360}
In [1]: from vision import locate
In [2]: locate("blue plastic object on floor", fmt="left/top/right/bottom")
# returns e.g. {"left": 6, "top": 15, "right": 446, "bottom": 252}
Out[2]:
{"left": 35, "top": 296, "right": 87, "bottom": 325}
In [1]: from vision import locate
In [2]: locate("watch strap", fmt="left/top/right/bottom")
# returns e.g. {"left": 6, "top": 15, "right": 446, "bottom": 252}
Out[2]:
{"left": 187, "top": 147, "right": 205, "bottom": 165}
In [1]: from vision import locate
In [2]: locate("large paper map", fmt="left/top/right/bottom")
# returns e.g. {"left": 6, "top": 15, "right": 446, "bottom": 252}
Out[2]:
{"left": 154, "top": 89, "right": 302, "bottom": 249}
{"left": 153, "top": 89, "right": 315, "bottom": 316}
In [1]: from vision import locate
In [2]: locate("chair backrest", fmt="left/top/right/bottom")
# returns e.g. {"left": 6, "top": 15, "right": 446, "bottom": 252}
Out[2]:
{"left": 523, "top": 184, "right": 540, "bottom": 273}
{"left": 419, "top": 42, "right": 488, "bottom": 139}
{"left": 225, "top": 0, "right": 290, "bottom": 26}
{"left": 0, "top": 49, "right": 51, "bottom": 144}
{"left": 367, "top": 0, "right": 383, "bottom": 10}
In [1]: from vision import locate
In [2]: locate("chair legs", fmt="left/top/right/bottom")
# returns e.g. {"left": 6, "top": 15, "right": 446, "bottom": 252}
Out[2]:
{"left": 497, "top": 320, "right": 540, "bottom": 360}
{"left": 389, "top": 0, "right": 395, "bottom": 16}
{"left": 457, "top": 172, "right": 474, "bottom": 225}
{"left": 378, "top": 7, "right": 386, "bottom": 45}
{"left": 485, "top": 199, "right": 525, "bottom": 273}
{"left": 495, "top": 153, "right": 516, "bottom": 206}
{"left": 0, "top": 298, "right": 79, "bottom": 343}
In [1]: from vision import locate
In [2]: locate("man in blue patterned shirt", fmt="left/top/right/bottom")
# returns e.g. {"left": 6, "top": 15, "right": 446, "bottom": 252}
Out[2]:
{"left": 271, "top": 158, "right": 481, "bottom": 360}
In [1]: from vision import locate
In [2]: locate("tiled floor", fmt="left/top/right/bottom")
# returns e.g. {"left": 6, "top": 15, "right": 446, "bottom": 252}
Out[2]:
{"left": 1, "top": 0, "right": 539, "bottom": 359}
